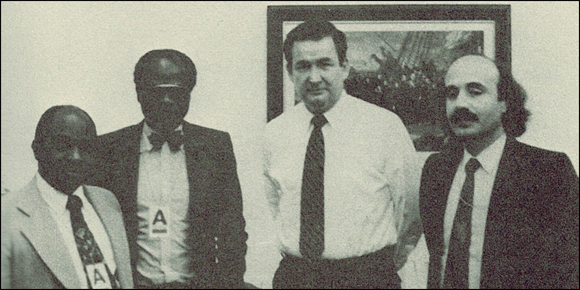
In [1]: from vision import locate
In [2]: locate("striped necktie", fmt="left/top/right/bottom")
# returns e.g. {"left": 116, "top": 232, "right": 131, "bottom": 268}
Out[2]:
{"left": 300, "top": 114, "right": 328, "bottom": 259}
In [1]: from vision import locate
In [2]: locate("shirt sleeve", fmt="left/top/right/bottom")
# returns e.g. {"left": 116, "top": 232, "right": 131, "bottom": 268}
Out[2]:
{"left": 388, "top": 117, "right": 423, "bottom": 270}
{"left": 262, "top": 128, "right": 281, "bottom": 219}
{"left": 1, "top": 198, "right": 13, "bottom": 289}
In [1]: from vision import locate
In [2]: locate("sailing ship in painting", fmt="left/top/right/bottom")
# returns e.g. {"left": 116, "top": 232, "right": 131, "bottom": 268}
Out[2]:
{"left": 343, "top": 30, "right": 484, "bottom": 151}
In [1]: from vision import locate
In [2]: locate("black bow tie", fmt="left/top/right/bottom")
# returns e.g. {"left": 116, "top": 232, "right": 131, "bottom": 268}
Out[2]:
{"left": 148, "top": 131, "right": 184, "bottom": 152}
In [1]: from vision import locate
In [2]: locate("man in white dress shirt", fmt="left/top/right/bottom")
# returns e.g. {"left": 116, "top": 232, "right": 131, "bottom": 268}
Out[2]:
{"left": 264, "top": 20, "right": 421, "bottom": 289}
{"left": 1, "top": 105, "right": 133, "bottom": 289}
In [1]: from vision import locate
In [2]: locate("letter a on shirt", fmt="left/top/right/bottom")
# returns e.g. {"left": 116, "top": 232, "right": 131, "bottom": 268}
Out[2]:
{"left": 86, "top": 263, "right": 112, "bottom": 289}
{"left": 149, "top": 206, "right": 169, "bottom": 238}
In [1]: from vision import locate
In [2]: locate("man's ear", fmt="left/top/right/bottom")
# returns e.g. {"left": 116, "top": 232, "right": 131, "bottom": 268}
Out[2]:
{"left": 499, "top": 100, "right": 507, "bottom": 114}
{"left": 136, "top": 89, "right": 144, "bottom": 104}
{"left": 340, "top": 60, "right": 350, "bottom": 80}
{"left": 286, "top": 63, "right": 293, "bottom": 78}
{"left": 31, "top": 141, "right": 44, "bottom": 162}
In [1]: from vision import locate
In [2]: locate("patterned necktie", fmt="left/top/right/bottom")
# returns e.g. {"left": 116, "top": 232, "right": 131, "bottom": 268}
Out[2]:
{"left": 300, "top": 114, "right": 328, "bottom": 259}
{"left": 444, "top": 158, "right": 481, "bottom": 289}
{"left": 67, "top": 195, "right": 119, "bottom": 289}
{"left": 148, "top": 131, "right": 184, "bottom": 152}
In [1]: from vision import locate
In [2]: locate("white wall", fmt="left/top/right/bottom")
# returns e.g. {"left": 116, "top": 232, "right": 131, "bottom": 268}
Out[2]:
{"left": 2, "top": 2, "right": 578, "bottom": 288}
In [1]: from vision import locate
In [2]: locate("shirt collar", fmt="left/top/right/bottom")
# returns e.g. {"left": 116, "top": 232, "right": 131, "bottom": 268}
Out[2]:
{"left": 461, "top": 134, "right": 507, "bottom": 175}
{"left": 324, "top": 90, "right": 349, "bottom": 129}
{"left": 297, "top": 90, "right": 348, "bottom": 133}
{"left": 36, "top": 172, "right": 85, "bottom": 216}
{"left": 140, "top": 121, "right": 184, "bottom": 153}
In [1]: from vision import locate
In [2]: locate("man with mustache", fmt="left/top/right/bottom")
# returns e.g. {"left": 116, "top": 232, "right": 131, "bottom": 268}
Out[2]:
{"left": 420, "top": 55, "right": 579, "bottom": 288}
{"left": 94, "top": 49, "right": 247, "bottom": 288}
{"left": 263, "top": 20, "right": 421, "bottom": 288}
{"left": 2, "top": 105, "right": 133, "bottom": 288}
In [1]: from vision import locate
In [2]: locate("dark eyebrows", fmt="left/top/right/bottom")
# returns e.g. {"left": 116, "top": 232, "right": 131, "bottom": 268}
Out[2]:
{"left": 443, "top": 85, "right": 459, "bottom": 99}
{"left": 466, "top": 82, "right": 486, "bottom": 91}
{"left": 294, "top": 60, "right": 311, "bottom": 67}
{"left": 294, "top": 57, "right": 334, "bottom": 67}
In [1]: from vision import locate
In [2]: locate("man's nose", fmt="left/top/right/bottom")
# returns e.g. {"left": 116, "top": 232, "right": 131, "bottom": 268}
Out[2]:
{"left": 307, "top": 67, "right": 322, "bottom": 83}
{"left": 454, "top": 89, "right": 470, "bottom": 107}
{"left": 162, "top": 92, "right": 176, "bottom": 104}
{"left": 70, "top": 146, "right": 82, "bottom": 160}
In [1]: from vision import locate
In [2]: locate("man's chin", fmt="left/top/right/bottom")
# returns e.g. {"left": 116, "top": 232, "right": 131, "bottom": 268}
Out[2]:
{"left": 148, "top": 117, "right": 183, "bottom": 132}
{"left": 303, "top": 95, "right": 331, "bottom": 112}
{"left": 451, "top": 127, "right": 479, "bottom": 139}
{"left": 55, "top": 181, "right": 82, "bottom": 195}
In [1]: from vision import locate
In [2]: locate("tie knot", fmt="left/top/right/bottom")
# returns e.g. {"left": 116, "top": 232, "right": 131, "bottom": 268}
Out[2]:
{"left": 311, "top": 114, "right": 328, "bottom": 129}
{"left": 66, "top": 195, "right": 83, "bottom": 212}
{"left": 465, "top": 158, "right": 480, "bottom": 175}
{"left": 148, "top": 130, "right": 184, "bottom": 152}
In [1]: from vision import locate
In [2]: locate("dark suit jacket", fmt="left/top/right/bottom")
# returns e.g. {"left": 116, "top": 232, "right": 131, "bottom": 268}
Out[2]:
{"left": 1, "top": 177, "right": 133, "bottom": 289}
{"left": 94, "top": 121, "right": 248, "bottom": 289}
{"left": 420, "top": 137, "right": 579, "bottom": 289}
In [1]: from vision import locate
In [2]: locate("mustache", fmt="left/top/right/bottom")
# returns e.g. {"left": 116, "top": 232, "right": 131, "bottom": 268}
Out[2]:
{"left": 450, "top": 108, "right": 479, "bottom": 123}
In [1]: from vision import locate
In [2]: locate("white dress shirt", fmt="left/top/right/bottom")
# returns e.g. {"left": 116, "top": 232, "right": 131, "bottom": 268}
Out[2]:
{"left": 264, "top": 92, "right": 420, "bottom": 259}
{"left": 442, "top": 134, "right": 507, "bottom": 288}
{"left": 136, "top": 123, "right": 193, "bottom": 286}
{"left": 37, "top": 173, "right": 116, "bottom": 289}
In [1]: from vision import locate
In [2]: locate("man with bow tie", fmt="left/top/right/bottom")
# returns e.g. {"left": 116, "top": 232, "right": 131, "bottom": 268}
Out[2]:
{"left": 94, "top": 49, "right": 248, "bottom": 289}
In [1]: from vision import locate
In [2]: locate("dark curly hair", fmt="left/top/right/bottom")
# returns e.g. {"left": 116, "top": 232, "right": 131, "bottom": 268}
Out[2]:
{"left": 283, "top": 19, "right": 347, "bottom": 73}
{"left": 496, "top": 62, "right": 531, "bottom": 137}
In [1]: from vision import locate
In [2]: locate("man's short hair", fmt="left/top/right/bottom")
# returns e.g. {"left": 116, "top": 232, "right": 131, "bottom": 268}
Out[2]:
{"left": 32, "top": 105, "right": 96, "bottom": 149}
{"left": 283, "top": 19, "right": 348, "bottom": 72}
{"left": 134, "top": 49, "right": 197, "bottom": 90}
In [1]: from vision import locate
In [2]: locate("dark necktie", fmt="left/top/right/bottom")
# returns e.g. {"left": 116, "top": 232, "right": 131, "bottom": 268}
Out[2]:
{"left": 300, "top": 114, "right": 327, "bottom": 259}
{"left": 148, "top": 131, "right": 184, "bottom": 152}
{"left": 67, "top": 195, "right": 119, "bottom": 289}
{"left": 444, "top": 158, "right": 481, "bottom": 289}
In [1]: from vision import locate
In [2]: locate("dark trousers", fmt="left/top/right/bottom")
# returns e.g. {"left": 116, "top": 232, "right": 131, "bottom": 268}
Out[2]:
{"left": 273, "top": 245, "right": 401, "bottom": 289}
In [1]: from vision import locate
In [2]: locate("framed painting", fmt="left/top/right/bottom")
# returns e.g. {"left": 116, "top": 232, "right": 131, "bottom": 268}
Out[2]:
{"left": 267, "top": 4, "right": 510, "bottom": 151}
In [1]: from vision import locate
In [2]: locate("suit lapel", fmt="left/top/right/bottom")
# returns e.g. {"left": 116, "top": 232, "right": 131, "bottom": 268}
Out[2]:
{"left": 425, "top": 147, "right": 462, "bottom": 289}
{"left": 183, "top": 122, "right": 213, "bottom": 212}
{"left": 111, "top": 122, "right": 143, "bottom": 270}
{"left": 480, "top": 137, "right": 520, "bottom": 288}
{"left": 84, "top": 186, "right": 132, "bottom": 288}
{"left": 126, "top": 123, "right": 142, "bottom": 215}
{"left": 17, "top": 178, "right": 80, "bottom": 289}
{"left": 487, "top": 138, "right": 520, "bottom": 214}
{"left": 120, "top": 122, "right": 143, "bottom": 199}
{"left": 437, "top": 154, "right": 461, "bottom": 225}
{"left": 435, "top": 148, "right": 463, "bottom": 249}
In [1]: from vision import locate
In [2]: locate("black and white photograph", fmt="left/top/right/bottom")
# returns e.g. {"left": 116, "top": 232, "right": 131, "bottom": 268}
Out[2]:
{"left": 267, "top": 5, "right": 509, "bottom": 151}
{"left": 2, "top": 2, "right": 578, "bottom": 289}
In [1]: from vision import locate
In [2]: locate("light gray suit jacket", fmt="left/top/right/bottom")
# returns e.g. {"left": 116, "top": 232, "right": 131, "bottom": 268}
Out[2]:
{"left": 1, "top": 176, "right": 133, "bottom": 289}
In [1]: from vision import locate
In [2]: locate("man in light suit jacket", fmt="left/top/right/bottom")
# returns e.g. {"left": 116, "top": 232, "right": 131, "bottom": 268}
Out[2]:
{"left": 420, "top": 55, "right": 579, "bottom": 288}
{"left": 93, "top": 49, "right": 247, "bottom": 289}
{"left": 1, "top": 105, "right": 133, "bottom": 289}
